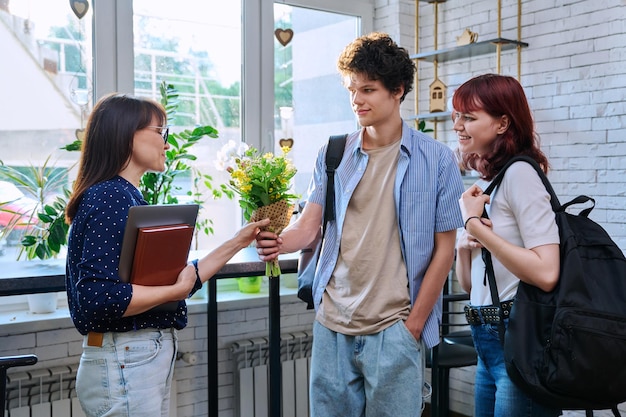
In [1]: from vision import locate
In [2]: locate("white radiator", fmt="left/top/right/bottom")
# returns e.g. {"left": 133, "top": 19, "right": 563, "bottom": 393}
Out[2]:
{"left": 231, "top": 330, "right": 313, "bottom": 417}
{"left": 5, "top": 365, "right": 177, "bottom": 417}
{"left": 5, "top": 364, "right": 85, "bottom": 417}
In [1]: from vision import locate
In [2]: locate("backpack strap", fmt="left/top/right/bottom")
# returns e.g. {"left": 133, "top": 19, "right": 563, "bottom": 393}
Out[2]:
{"left": 483, "top": 156, "right": 560, "bottom": 208}
{"left": 480, "top": 156, "right": 556, "bottom": 345}
{"left": 323, "top": 134, "right": 347, "bottom": 233}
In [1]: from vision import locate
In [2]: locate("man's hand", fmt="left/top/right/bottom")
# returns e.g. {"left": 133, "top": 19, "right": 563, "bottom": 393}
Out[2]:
{"left": 255, "top": 231, "right": 283, "bottom": 261}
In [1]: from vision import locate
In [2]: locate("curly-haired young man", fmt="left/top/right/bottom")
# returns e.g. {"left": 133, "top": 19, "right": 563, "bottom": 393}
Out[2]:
{"left": 256, "top": 32, "right": 464, "bottom": 416}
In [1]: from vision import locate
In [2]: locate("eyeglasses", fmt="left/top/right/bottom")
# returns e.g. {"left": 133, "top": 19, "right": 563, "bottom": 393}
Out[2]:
{"left": 147, "top": 125, "right": 169, "bottom": 144}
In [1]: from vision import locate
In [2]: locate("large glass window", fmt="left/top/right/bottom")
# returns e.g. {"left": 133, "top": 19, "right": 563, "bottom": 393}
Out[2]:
{"left": 131, "top": 0, "right": 243, "bottom": 250}
{"left": 273, "top": 4, "right": 360, "bottom": 200}
{"left": 1, "top": 0, "right": 371, "bottom": 263}
{"left": 0, "top": 0, "right": 92, "bottom": 261}
{"left": 130, "top": 1, "right": 363, "bottom": 248}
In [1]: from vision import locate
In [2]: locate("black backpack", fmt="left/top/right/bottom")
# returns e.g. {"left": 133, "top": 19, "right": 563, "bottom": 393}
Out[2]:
{"left": 297, "top": 134, "right": 347, "bottom": 309}
{"left": 482, "top": 156, "right": 626, "bottom": 416}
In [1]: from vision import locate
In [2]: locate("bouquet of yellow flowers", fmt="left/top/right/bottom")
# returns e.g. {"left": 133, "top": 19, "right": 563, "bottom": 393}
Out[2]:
{"left": 216, "top": 141, "right": 299, "bottom": 277}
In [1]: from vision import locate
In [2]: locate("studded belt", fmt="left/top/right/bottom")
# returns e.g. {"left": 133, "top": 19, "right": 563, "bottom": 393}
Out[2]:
{"left": 464, "top": 300, "right": 514, "bottom": 325}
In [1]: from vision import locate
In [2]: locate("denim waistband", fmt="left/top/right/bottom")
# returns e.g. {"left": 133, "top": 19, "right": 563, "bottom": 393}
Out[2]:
{"left": 83, "top": 328, "right": 176, "bottom": 348}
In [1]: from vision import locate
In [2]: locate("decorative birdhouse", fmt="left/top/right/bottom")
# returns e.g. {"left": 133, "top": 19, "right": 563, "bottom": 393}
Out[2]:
{"left": 429, "top": 78, "right": 447, "bottom": 113}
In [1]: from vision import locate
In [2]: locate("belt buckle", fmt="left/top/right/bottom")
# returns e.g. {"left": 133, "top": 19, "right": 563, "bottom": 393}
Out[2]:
{"left": 464, "top": 305, "right": 479, "bottom": 324}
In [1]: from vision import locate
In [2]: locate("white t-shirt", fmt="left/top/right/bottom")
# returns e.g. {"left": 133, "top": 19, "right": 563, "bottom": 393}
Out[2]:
{"left": 470, "top": 161, "right": 559, "bottom": 306}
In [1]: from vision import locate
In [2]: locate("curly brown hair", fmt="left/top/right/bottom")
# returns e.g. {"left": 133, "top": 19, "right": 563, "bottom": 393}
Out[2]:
{"left": 337, "top": 32, "right": 415, "bottom": 102}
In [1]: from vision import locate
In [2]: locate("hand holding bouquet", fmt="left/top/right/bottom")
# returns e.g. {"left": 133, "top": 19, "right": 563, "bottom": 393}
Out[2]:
{"left": 216, "top": 141, "right": 298, "bottom": 277}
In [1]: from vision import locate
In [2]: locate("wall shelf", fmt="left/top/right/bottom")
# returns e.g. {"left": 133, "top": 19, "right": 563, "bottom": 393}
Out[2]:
{"left": 412, "top": 1, "right": 526, "bottom": 132}
{"left": 410, "top": 38, "right": 528, "bottom": 63}
{"left": 407, "top": 111, "right": 452, "bottom": 122}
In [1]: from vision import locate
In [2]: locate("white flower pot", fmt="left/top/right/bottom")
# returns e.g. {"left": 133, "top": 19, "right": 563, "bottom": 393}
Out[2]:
{"left": 27, "top": 293, "right": 58, "bottom": 314}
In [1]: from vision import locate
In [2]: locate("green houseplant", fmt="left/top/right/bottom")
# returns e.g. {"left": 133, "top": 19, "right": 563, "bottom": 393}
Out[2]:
{"left": 0, "top": 157, "right": 71, "bottom": 313}
{"left": 65, "top": 81, "right": 228, "bottom": 244}
{"left": 140, "top": 82, "right": 220, "bottom": 205}
{"left": 2, "top": 82, "right": 225, "bottom": 261}
{"left": 140, "top": 81, "right": 230, "bottom": 245}
{"left": 0, "top": 156, "right": 71, "bottom": 261}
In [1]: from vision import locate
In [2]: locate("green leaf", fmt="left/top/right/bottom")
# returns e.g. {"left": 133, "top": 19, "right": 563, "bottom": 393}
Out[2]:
{"left": 61, "top": 140, "right": 83, "bottom": 152}
{"left": 35, "top": 243, "right": 50, "bottom": 260}
{"left": 43, "top": 204, "right": 58, "bottom": 216}
{"left": 48, "top": 237, "right": 61, "bottom": 253}
{"left": 21, "top": 235, "right": 37, "bottom": 246}
{"left": 37, "top": 213, "right": 53, "bottom": 223}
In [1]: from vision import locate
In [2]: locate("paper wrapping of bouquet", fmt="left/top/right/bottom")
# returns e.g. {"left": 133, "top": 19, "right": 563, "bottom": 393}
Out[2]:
{"left": 250, "top": 199, "right": 294, "bottom": 276}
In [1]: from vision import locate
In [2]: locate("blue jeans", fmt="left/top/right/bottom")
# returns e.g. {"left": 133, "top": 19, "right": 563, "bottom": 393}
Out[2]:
{"left": 471, "top": 320, "right": 561, "bottom": 417}
{"left": 76, "top": 328, "right": 177, "bottom": 417}
{"left": 310, "top": 320, "right": 426, "bottom": 417}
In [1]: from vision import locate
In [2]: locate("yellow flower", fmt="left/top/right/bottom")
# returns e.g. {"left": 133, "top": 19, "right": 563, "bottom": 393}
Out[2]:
{"left": 216, "top": 143, "right": 299, "bottom": 221}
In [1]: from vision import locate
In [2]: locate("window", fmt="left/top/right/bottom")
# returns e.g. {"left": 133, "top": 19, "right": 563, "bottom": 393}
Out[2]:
{"left": 0, "top": 0, "right": 91, "bottom": 262}
{"left": 1, "top": 0, "right": 373, "bottom": 265}
{"left": 131, "top": 0, "right": 244, "bottom": 249}
{"left": 273, "top": 3, "right": 361, "bottom": 199}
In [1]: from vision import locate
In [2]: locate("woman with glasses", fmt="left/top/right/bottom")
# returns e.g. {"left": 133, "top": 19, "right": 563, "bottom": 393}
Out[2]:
{"left": 454, "top": 74, "right": 561, "bottom": 417}
{"left": 64, "top": 93, "right": 269, "bottom": 417}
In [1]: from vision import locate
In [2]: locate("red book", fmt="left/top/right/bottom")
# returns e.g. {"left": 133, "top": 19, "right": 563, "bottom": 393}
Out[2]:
{"left": 130, "top": 224, "right": 194, "bottom": 286}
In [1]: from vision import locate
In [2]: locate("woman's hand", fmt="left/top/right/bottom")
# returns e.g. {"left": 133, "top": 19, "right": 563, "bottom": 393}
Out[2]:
{"left": 457, "top": 218, "right": 492, "bottom": 249}
{"left": 233, "top": 218, "right": 271, "bottom": 250}
{"left": 172, "top": 264, "right": 198, "bottom": 300}
{"left": 459, "top": 184, "right": 491, "bottom": 220}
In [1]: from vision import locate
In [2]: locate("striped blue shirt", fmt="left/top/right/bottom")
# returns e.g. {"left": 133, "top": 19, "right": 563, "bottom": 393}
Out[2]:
{"left": 307, "top": 121, "right": 464, "bottom": 348}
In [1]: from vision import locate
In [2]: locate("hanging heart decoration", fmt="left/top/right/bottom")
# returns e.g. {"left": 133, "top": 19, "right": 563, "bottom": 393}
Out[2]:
{"left": 70, "top": 0, "right": 89, "bottom": 19}
{"left": 279, "top": 138, "right": 294, "bottom": 149}
{"left": 274, "top": 29, "right": 294, "bottom": 47}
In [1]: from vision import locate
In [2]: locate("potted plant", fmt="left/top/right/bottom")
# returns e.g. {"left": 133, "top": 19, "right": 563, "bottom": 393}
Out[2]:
{"left": 0, "top": 81, "right": 226, "bottom": 309}
{"left": 63, "top": 81, "right": 229, "bottom": 244}
{"left": 0, "top": 156, "right": 71, "bottom": 313}
{"left": 0, "top": 156, "right": 70, "bottom": 261}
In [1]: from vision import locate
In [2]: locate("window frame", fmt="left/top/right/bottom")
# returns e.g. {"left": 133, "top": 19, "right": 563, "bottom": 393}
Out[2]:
{"left": 1, "top": 0, "right": 373, "bottom": 312}
{"left": 92, "top": 0, "right": 373, "bottom": 152}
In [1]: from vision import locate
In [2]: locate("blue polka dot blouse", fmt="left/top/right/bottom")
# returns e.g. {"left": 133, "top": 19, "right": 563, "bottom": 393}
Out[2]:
{"left": 65, "top": 176, "right": 201, "bottom": 335}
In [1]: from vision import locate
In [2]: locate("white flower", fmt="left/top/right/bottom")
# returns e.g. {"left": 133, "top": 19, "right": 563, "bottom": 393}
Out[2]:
{"left": 214, "top": 140, "right": 249, "bottom": 171}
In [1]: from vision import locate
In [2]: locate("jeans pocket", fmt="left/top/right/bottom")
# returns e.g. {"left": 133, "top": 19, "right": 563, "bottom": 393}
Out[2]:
{"left": 76, "top": 358, "right": 112, "bottom": 417}
{"left": 121, "top": 338, "right": 160, "bottom": 368}
{"left": 398, "top": 320, "right": 421, "bottom": 351}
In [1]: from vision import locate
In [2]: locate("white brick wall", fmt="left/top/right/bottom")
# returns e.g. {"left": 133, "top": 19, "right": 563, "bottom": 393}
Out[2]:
{"left": 376, "top": 0, "right": 626, "bottom": 415}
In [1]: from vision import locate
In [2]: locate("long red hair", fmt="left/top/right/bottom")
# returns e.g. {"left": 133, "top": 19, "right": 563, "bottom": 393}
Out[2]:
{"left": 452, "top": 74, "right": 548, "bottom": 180}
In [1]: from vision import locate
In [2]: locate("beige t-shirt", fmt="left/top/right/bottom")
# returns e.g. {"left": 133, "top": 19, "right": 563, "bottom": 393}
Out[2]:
{"left": 317, "top": 139, "right": 410, "bottom": 335}
{"left": 470, "top": 161, "right": 559, "bottom": 306}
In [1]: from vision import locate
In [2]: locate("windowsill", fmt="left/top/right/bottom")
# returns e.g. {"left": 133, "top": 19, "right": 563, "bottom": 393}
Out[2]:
{"left": 0, "top": 276, "right": 301, "bottom": 328}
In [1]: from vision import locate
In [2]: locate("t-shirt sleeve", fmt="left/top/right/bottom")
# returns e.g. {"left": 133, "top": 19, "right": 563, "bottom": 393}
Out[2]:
{"left": 500, "top": 162, "right": 559, "bottom": 249}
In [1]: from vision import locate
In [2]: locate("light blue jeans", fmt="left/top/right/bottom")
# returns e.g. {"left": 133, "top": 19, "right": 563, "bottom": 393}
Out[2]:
{"left": 310, "top": 320, "right": 426, "bottom": 417}
{"left": 76, "top": 328, "right": 177, "bottom": 417}
{"left": 471, "top": 320, "right": 561, "bottom": 417}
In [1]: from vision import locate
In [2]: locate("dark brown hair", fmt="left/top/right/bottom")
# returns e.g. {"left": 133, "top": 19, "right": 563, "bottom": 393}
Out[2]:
{"left": 337, "top": 32, "right": 415, "bottom": 102}
{"left": 65, "top": 93, "right": 166, "bottom": 223}
{"left": 452, "top": 73, "right": 548, "bottom": 180}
